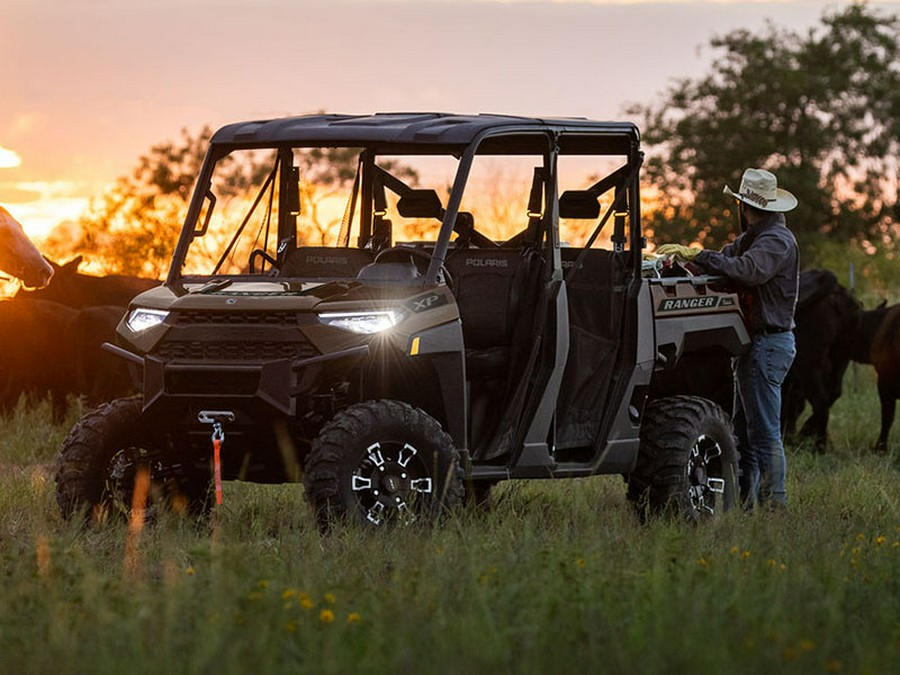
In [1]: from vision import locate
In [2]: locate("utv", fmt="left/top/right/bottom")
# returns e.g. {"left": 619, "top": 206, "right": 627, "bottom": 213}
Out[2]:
{"left": 55, "top": 113, "right": 749, "bottom": 527}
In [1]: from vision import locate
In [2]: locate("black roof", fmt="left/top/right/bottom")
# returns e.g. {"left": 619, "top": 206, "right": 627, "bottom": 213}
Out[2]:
{"left": 210, "top": 113, "right": 640, "bottom": 147}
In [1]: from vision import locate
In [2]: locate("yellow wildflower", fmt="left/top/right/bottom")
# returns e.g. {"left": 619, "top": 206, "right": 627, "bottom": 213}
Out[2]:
{"left": 320, "top": 608, "right": 335, "bottom": 623}
{"left": 347, "top": 612, "right": 362, "bottom": 624}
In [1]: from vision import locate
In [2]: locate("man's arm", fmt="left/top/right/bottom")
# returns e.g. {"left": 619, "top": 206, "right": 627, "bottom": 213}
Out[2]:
{"left": 694, "top": 230, "right": 793, "bottom": 285}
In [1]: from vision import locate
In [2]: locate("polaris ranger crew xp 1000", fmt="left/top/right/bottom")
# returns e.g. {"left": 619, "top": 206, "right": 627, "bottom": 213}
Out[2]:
{"left": 55, "top": 113, "right": 750, "bottom": 527}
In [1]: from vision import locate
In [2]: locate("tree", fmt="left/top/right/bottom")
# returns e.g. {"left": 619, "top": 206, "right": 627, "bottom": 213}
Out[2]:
{"left": 46, "top": 127, "right": 419, "bottom": 274}
{"left": 46, "top": 127, "right": 219, "bottom": 276}
{"left": 629, "top": 2, "right": 899, "bottom": 257}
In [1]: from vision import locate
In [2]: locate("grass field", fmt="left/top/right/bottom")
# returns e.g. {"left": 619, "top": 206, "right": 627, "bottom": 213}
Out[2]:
{"left": 0, "top": 367, "right": 897, "bottom": 675}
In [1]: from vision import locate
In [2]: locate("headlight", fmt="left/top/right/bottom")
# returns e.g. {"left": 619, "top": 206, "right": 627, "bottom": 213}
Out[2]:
{"left": 126, "top": 308, "right": 169, "bottom": 332}
{"left": 318, "top": 310, "right": 399, "bottom": 334}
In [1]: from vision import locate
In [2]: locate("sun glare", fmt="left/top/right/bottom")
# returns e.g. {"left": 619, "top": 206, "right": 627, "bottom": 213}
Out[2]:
{"left": 0, "top": 147, "right": 22, "bottom": 169}
{"left": 4, "top": 197, "right": 90, "bottom": 241}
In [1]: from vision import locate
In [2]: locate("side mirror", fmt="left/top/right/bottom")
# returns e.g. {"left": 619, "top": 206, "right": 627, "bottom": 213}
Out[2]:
{"left": 559, "top": 190, "right": 600, "bottom": 219}
{"left": 286, "top": 166, "right": 300, "bottom": 215}
{"left": 397, "top": 190, "right": 443, "bottom": 218}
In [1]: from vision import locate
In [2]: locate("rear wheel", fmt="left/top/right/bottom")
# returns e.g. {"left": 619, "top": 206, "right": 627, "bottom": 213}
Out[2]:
{"left": 55, "top": 396, "right": 212, "bottom": 524}
{"left": 304, "top": 400, "right": 463, "bottom": 529}
{"left": 627, "top": 396, "right": 739, "bottom": 522}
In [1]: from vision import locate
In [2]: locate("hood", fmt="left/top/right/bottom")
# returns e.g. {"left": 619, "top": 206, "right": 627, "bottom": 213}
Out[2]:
{"left": 131, "top": 279, "right": 429, "bottom": 313}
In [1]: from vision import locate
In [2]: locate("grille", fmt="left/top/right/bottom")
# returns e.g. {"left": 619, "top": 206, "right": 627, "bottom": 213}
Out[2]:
{"left": 172, "top": 311, "right": 302, "bottom": 326}
{"left": 158, "top": 310, "right": 318, "bottom": 363}
{"left": 156, "top": 339, "right": 317, "bottom": 362}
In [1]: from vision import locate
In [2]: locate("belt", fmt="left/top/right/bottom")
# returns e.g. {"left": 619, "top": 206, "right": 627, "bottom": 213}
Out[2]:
{"left": 756, "top": 326, "right": 791, "bottom": 336}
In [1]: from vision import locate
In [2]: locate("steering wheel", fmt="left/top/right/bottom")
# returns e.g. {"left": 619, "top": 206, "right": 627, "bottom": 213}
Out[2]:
{"left": 373, "top": 247, "right": 453, "bottom": 288}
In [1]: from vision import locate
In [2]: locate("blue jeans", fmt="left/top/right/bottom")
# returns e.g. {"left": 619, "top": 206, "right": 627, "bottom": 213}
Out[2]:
{"left": 733, "top": 331, "right": 796, "bottom": 508}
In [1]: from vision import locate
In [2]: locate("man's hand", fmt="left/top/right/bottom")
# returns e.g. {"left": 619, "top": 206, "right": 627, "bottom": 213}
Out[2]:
{"left": 655, "top": 244, "right": 703, "bottom": 261}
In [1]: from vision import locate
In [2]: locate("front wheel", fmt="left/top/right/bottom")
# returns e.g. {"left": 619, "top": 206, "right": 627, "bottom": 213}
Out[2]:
{"left": 304, "top": 400, "right": 463, "bottom": 529}
{"left": 627, "top": 396, "right": 739, "bottom": 522}
{"left": 55, "top": 396, "right": 212, "bottom": 524}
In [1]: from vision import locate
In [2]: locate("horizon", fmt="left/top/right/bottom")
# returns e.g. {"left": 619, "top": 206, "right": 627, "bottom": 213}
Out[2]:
{"left": 2, "top": 0, "right": 898, "bottom": 239}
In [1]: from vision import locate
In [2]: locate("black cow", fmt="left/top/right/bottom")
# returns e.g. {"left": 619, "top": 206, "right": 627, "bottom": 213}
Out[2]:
{"left": 66, "top": 305, "right": 134, "bottom": 407}
{"left": 15, "top": 256, "right": 158, "bottom": 308}
{"left": 0, "top": 299, "right": 77, "bottom": 421}
{"left": 781, "top": 270, "right": 862, "bottom": 449}
{"left": 0, "top": 300, "right": 134, "bottom": 420}
{"left": 9, "top": 256, "right": 152, "bottom": 418}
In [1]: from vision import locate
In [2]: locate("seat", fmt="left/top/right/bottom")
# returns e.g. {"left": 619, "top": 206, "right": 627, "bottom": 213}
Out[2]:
{"left": 280, "top": 247, "right": 373, "bottom": 278}
{"left": 445, "top": 248, "right": 542, "bottom": 379}
{"left": 445, "top": 247, "right": 543, "bottom": 457}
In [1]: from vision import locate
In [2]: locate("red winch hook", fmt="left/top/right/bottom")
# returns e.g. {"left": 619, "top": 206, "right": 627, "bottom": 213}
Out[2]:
{"left": 198, "top": 410, "right": 235, "bottom": 506}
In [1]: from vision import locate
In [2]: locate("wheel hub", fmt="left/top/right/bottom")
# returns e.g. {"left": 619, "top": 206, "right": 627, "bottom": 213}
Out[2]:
{"left": 351, "top": 441, "right": 433, "bottom": 525}
{"left": 382, "top": 473, "right": 402, "bottom": 493}
{"left": 686, "top": 434, "right": 726, "bottom": 515}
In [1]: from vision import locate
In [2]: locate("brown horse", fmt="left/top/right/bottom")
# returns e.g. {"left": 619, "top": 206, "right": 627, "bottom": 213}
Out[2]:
{"left": 848, "top": 301, "right": 899, "bottom": 451}
{"left": 0, "top": 206, "right": 53, "bottom": 288}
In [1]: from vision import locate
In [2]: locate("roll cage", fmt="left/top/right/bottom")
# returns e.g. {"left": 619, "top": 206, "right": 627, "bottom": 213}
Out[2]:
{"left": 169, "top": 114, "right": 643, "bottom": 287}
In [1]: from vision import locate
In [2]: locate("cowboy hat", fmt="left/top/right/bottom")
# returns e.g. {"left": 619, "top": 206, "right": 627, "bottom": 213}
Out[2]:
{"left": 723, "top": 168, "right": 797, "bottom": 212}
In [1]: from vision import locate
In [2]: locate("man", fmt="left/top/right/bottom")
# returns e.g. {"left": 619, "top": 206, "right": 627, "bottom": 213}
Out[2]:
{"left": 657, "top": 168, "right": 799, "bottom": 510}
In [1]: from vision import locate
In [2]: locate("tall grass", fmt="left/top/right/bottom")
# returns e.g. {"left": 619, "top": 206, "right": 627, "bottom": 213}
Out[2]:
{"left": 0, "top": 372, "right": 897, "bottom": 675}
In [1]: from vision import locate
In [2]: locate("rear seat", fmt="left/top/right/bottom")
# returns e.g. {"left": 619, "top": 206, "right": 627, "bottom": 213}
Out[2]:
{"left": 280, "top": 247, "right": 373, "bottom": 278}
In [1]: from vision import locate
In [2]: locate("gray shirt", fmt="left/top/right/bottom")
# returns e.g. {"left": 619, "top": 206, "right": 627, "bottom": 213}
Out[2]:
{"left": 694, "top": 212, "right": 799, "bottom": 333}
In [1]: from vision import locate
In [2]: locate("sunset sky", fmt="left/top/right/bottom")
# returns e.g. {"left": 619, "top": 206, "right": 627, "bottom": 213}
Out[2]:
{"left": 3, "top": 0, "right": 898, "bottom": 239}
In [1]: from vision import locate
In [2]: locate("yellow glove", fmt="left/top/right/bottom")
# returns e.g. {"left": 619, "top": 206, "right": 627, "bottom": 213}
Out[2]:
{"left": 655, "top": 244, "right": 703, "bottom": 261}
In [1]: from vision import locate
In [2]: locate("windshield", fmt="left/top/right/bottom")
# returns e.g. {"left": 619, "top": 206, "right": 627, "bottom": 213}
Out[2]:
{"left": 181, "top": 147, "right": 461, "bottom": 279}
{"left": 178, "top": 137, "right": 632, "bottom": 281}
